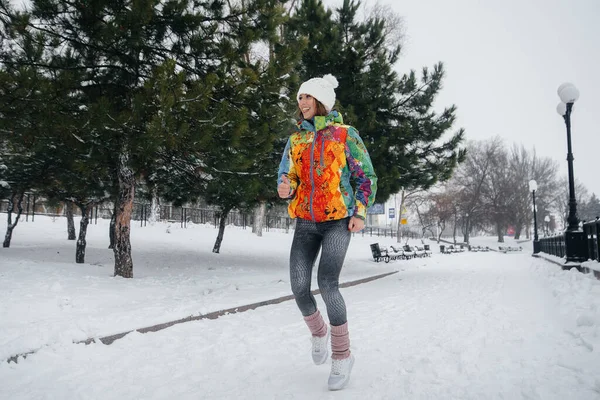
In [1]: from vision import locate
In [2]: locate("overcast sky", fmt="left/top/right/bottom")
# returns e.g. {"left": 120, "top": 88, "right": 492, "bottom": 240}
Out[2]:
{"left": 365, "top": 0, "right": 599, "bottom": 196}
{"left": 326, "top": 0, "right": 599, "bottom": 197}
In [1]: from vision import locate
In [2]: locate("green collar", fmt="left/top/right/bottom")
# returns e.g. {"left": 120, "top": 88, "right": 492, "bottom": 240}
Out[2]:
{"left": 298, "top": 111, "right": 344, "bottom": 132}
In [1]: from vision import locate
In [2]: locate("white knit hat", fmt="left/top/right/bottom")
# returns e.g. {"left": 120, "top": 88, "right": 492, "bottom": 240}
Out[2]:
{"left": 296, "top": 74, "right": 339, "bottom": 112}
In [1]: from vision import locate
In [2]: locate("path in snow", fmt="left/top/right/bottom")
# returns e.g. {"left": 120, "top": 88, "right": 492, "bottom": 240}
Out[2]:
{"left": 1, "top": 253, "right": 598, "bottom": 399}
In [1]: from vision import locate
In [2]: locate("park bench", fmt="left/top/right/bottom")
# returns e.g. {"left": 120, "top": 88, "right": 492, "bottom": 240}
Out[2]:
{"left": 440, "top": 244, "right": 467, "bottom": 254}
{"left": 401, "top": 244, "right": 417, "bottom": 258}
{"left": 399, "top": 244, "right": 430, "bottom": 258}
{"left": 389, "top": 245, "right": 411, "bottom": 259}
{"left": 407, "top": 244, "right": 427, "bottom": 258}
{"left": 468, "top": 245, "right": 490, "bottom": 252}
{"left": 372, "top": 243, "right": 419, "bottom": 262}
{"left": 391, "top": 245, "right": 419, "bottom": 259}
{"left": 370, "top": 243, "right": 391, "bottom": 263}
{"left": 448, "top": 244, "right": 466, "bottom": 253}
{"left": 386, "top": 245, "right": 409, "bottom": 261}
{"left": 370, "top": 242, "right": 434, "bottom": 262}
{"left": 415, "top": 245, "right": 432, "bottom": 257}
{"left": 498, "top": 245, "right": 523, "bottom": 253}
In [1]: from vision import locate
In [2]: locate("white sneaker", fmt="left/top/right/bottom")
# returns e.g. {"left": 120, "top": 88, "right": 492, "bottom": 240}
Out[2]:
{"left": 328, "top": 354, "right": 355, "bottom": 390}
{"left": 311, "top": 328, "right": 329, "bottom": 365}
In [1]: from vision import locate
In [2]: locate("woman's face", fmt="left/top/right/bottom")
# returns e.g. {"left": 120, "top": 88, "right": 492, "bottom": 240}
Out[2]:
{"left": 298, "top": 94, "right": 317, "bottom": 120}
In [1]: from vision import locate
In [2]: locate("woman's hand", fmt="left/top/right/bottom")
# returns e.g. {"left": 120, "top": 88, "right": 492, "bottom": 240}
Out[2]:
{"left": 348, "top": 216, "right": 364, "bottom": 232}
{"left": 278, "top": 175, "right": 292, "bottom": 198}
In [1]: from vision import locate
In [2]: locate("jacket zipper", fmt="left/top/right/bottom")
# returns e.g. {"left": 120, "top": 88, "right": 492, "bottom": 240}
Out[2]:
{"left": 320, "top": 135, "right": 325, "bottom": 167}
{"left": 309, "top": 127, "right": 317, "bottom": 221}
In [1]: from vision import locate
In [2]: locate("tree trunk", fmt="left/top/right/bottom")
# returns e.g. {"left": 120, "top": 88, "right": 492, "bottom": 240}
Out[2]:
{"left": 437, "top": 222, "right": 445, "bottom": 243}
{"left": 3, "top": 191, "right": 24, "bottom": 248}
{"left": 496, "top": 223, "right": 504, "bottom": 243}
{"left": 452, "top": 212, "right": 458, "bottom": 244}
{"left": 396, "top": 190, "right": 406, "bottom": 243}
{"left": 463, "top": 217, "right": 470, "bottom": 244}
{"left": 108, "top": 203, "right": 116, "bottom": 249}
{"left": 149, "top": 185, "right": 160, "bottom": 225}
{"left": 66, "top": 201, "right": 76, "bottom": 240}
{"left": 253, "top": 201, "right": 266, "bottom": 237}
{"left": 213, "top": 208, "right": 230, "bottom": 253}
{"left": 113, "top": 150, "right": 135, "bottom": 278}
{"left": 514, "top": 225, "right": 522, "bottom": 240}
{"left": 75, "top": 204, "right": 91, "bottom": 263}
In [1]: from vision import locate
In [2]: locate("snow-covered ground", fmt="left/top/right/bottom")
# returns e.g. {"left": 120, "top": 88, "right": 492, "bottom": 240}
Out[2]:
{"left": 1, "top": 216, "right": 599, "bottom": 399}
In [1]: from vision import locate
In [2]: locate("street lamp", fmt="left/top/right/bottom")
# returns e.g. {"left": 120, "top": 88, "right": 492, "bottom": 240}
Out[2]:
{"left": 464, "top": 212, "right": 470, "bottom": 245}
{"left": 544, "top": 215, "right": 550, "bottom": 236}
{"left": 529, "top": 179, "right": 540, "bottom": 253}
{"left": 557, "top": 82, "right": 587, "bottom": 262}
{"left": 556, "top": 83, "right": 580, "bottom": 231}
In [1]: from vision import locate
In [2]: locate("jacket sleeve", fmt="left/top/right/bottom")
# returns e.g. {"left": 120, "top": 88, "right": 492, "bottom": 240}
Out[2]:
{"left": 276, "top": 137, "right": 298, "bottom": 198}
{"left": 345, "top": 127, "right": 377, "bottom": 220}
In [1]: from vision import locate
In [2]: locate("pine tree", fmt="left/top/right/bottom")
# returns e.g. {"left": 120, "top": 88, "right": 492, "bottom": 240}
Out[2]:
{"left": 289, "top": 0, "right": 466, "bottom": 203}
{"left": 202, "top": 0, "right": 304, "bottom": 251}
{"left": 142, "top": 0, "right": 304, "bottom": 251}
{"left": 3, "top": 0, "right": 271, "bottom": 276}
{"left": 0, "top": 8, "right": 60, "bottom": 247}
{"left": 0, "top": 0, "right": 118, "bottom": 257}
{"left": 239, "top": 2, "right": 305, "bottom": 237}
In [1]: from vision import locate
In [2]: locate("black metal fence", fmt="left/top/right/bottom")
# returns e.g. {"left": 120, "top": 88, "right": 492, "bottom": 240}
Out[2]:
{"left": 538, "top": 219, "right": 600, "bottom": 264}
{"left": 583, "top": 219, "right": 600, "bottom": 262}
{"left": 539, "top": 234, "right": 566, "bottom": 258}
{"left": 143, "top": 204, "right": 293, "bottom": 232}
{"left": 0, "top": 200, "right": 294, "bottom": 231}
{"left": 361, "top": 227, "right": 419, "bottom": 240}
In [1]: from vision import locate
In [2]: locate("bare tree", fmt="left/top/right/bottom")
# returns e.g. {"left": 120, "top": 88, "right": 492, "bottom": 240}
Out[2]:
{"left": 395, "top": 188, "right": 421, "bottom": 242}
{"left": 507, "top": 145, "right": 531, "bottom": 239}
{"left": 552, "top": 177, "right": 589, "bottom": 229}
{"left": 3, "top": 190, "right": 24, "bottom": 248}
{"left": 427, "top": 190, "right": 456, "bottom": 243}
{"left": 423, "top": 138, "right": 566, "bottom": 243}
{"left": 363, "top": 1, "right": 406, "bottom": 56}
{"left": 526, "top": 149, "right": 560, "bottom": 237}
{"left": 408, "top": 193, "right": 436, "bottom": 239}
{"left": 481, "top": 139, "right": 515, "bottom": 242}
{"left": 450, "top": 139, "right": 502, "bottom": 243}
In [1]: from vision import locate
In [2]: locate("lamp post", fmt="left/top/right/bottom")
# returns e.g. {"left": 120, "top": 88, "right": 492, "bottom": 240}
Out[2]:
{"left": 557, "top": 83, "right": 587, "bottom": 262}
{"left": 465, "top": 212, "right": 469, "bottom": 245}
{"left": 556, "top": 83, "right": 580, "bottom": 231}
{"left": 544, "top": 215, "right": 550, "bottom": 236}
{"left": 529, "top": 179, "right": 540, "bottom": 253}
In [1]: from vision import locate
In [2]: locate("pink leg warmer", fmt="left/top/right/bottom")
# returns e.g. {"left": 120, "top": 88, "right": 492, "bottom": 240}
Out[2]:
{"left": 331, "top": 322, "right": 351, "bottom": 360}
{"left": 303, "top": 310, "right": 327, "bottom": 337}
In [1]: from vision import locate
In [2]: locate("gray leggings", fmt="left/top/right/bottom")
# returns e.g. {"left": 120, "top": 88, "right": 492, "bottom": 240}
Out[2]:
{"left": 289, "top": 217, "right": 352, "bottom": 326}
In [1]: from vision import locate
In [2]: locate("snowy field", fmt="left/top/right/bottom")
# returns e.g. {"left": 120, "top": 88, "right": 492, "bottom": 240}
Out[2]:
{"left": 1, "top": 216, "right": 599, "bottom": 399}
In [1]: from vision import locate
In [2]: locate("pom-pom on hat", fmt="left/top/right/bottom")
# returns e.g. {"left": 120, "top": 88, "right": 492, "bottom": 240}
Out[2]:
{"left": 296, "top": 74, "right": 339, "bottom": 112}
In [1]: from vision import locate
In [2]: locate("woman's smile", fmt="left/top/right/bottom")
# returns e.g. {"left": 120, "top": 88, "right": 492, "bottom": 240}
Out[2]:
{"left": 298, "top": 94, "right": 316, "bottom": 119}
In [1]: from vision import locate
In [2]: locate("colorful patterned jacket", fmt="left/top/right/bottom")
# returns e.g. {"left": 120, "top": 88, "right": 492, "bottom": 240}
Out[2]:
{"left": 277, "top": 111, "right": 377, "bottom": 222}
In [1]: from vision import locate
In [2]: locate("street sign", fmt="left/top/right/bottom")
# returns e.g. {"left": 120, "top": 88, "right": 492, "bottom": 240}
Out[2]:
{"left": 367, "top": 203, "right": 385, "bottom": 215}
{"left": 389, "top": 208, "right": 395, "bottom": 219}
